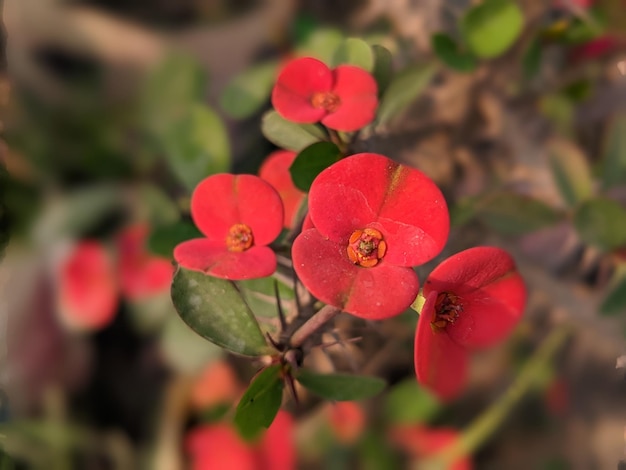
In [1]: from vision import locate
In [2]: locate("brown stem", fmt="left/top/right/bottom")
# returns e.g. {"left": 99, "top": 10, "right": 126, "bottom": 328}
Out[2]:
{"left": 289, "top": 305, "right": 342, "bottom": 348}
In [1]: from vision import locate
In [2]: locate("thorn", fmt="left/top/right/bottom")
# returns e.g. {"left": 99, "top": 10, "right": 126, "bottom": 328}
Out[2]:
{"left": 285, "top": 372, "right": 299, "bottom": 406}
{"left": 274, "top": 280, "right": 287, "bottom": 333}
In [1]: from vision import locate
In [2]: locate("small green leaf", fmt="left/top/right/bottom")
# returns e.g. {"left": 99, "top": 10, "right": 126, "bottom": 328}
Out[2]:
{"left": 148, "top": 221, "right": 202, "bottom": 258}
{"left": 461, "top": 0, "right": 524, "bottom": 59}
{"left": 220, "top": 61, "right": 279, "bottom": 119}
{"left": 261, "top": 110, "right": 326, "bottom": 152}
{"left": 290, "top": 142, "right": 341, "bottom": 191}
{"left": 234, "top": 365, "right": 283, "bottom": 440}
{"left": 296, "top": 370, "right": 386, "bottom": 401}
{"left": 332, "top": 38, "right": 374, "bottom": 71}
{"left": 371, "top": 45, "right": 393, "bottom": 96}
{"left": 384, "top": 379, "right": 441, "bottom": 424}
{"left": 431, "top": 33, "right": 478, "bottom": 72}
{"left": 171, "top": 267, "right": 272, "bottom": 356}
{"left": 601, "top": 268, "right": 626, "bottom": 316}
{"left": 237, "top": 277, "right": 295, "bottom": 319}
{"left": 136, "top": 184, "right": 180, "bottom": 226}
{"left": 573, "top": 198, "right": 626, "bottom": 252}
{"left": 376, "top": 63, "right": 438, "bottom": 126}
{"left": 547, "top": 138, "right": 593, "bottom": 207}
{"left": 477, "top": 193, "right": 562, "bottom": 235}
{"left": 296, "top": 28, "right": 345, "bottom": 64}
{"left": 601, "top": 113, "right": 626, "bottom": 190}
{"left": 522, "top": 36, "right": 543, "bottom": 80}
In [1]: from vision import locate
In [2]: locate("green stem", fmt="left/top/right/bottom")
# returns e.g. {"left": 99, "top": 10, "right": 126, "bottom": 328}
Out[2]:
{"left": 424, "top": 325, "right": 571, "bottom": 469}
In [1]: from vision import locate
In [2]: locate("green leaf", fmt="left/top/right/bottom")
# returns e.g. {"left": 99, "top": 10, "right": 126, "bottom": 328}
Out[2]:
{"left": 237, "top": 277, "right": 294, "bottom": 319}
{"left": 234, "top": 365, "right": 283, "bottom": 440}
{"left": 461, "top": 0, "right": 524, "bottom": 59}
{"left": 601, "top": 268, "right": 626, "bottom": 316}
{"left": 171, "top": 267, "right": 272, "bottom": 356}
{"left": 384, "top": 379, "right": 441, "bottom": 424}
{"left": 431, "top": 33, "right": 478, "bottom": 72}
{"left": 136, "top": 184, "right": 180, "bottom": 226}
{"left": 220, "top": 61, "right": 279, "bottom": 119}
{"left": 547, "top": 138, "right": 593, "bottom": 207}
{"left": 296, "top": 370, "right": 386, "bottom": 401}
{"left": 371, "top": 45, "right": 393, "bottom": 96}
{"left": 539, "top": 93, "right": 574, "bottom": 137}
{"left": 573, "top": 198, "right": 626, "bottom": 251}
{"left": 261, "top": 110, "right": 326, "bottom": 152}
{"left": 296, "top": 28, "right": 345, "bottom": 64}
{"left": 376, "top": 63, "right": 438, "bottom": 126}
{"left": 148, "top": 221, "right": 202, "bottom": 258}
{"left": 477, "top": 193, "right": 562, "bottom": 235}
{"left": 290, "top": 142, "right": 341, "bottom": 191}
{"left": 332, "top": 38, "right": 374, "bottom": 71}
{"left": 522, "top": 36, "right": 543, "bottom": 80}
{"left": 162, "top": 104, "right": 231, "bottom": 191}
{"left": 601, "top": 113, "right": 626, "bottom": 190}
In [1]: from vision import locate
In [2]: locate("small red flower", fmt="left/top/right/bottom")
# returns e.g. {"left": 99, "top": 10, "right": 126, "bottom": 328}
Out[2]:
{"left": 190, "top": 360, "right": 241, "bottom": 411}
{"left": 271, "top": 57, "right": 378, "bottom": 132}
{"left": 292, "top": 153, "right": 449, "bottom": 319}
{"left": 256, "top": 410, "right": 296, "bottom": 470}
{"left": 328, "top": 401, "right": 366, "bottom": 445}
{"left": 414, "top": 247, "right": 526, "bottom": 400}
{"left": 174, "top": 174, "right": 284, "bottom": 280}
{"left": 259, "top": 150, "right": 306, "bottom": 229}
{"left": 57, "top": 241, "right": 118, "bottom": 331}
{"left": 116, "top": 224, "right": 173, "bottom": 301}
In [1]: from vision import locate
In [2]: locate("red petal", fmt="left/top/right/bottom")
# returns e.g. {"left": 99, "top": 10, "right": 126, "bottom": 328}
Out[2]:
{"left": 302, "top": 212, "right": 314, "bottom": 230}
{"left": 257, "top": 411, "right": 296, "bottom": 470}
{"left": 271, "top": 57, "right": 331, "bottom": 123}
{"left": 424, "top": 247, "right": 526, "bottom": 349}
{"left": 259, "top": 150, "right": 306, "bottom": 229}
{"left": 309, "top": 153, "right": 449, "bottom": 265}
{"left": 292, "top": 228, "right": 419, "bottom": 319}
{"left": 321, "top": 65, "right": 378, "bottom": 132}
{"left": 328, "top": 402, "right": 366, "bottom": 445}
{"left": 174, "top": 238, "right": 277, "bottom": 280}
{"left": 414, "top": 291, "right": 468, "bottom": 401}
{"left": 186, "top": 424, "right": 257, "bottom": 470}
{"left": 191, "top": 174, "right": 284, "bottom": 246}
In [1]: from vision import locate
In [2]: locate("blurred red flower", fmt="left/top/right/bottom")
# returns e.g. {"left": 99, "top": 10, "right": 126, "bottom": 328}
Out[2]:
{"left": 292, "top": 153, "right": 449, "bottom": 319}
{"left": 174, "top": 174, "right": 284, "bottom": 280}
{"left": 328, "top": 401, "right": 366, "bottom": 445}
{"left": 414, "top": 247, "right": 526, "bottom": 400}
{"left": 271, "top": 57, "right": 378, "bottom": 132}
{"left": 259, "top": 150, "right": 306, "bottom": 229}
{"left": 570, "top": 35, "right": 620, "bottom": 62}
{"left": 190, "top": 360, "right": 241, "bottom": 411}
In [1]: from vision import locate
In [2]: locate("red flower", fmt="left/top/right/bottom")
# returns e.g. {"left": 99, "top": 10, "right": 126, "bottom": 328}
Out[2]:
{"left": 57, "top": 241, "right": 118, "bottom": 331}
{"left": 271, "top": 57, "right": 378, "bottom": 132}
{"left": 256, "top": 411, "right": 296, "bottom": 470}
{"left": 174, "top": 174, "right": 284, "bottom": 280}
{"left": 414, "top": 247, "right": 526, "bottom": 400}
{"left": 328, "top": 401, "right": 366, "bottom": 445}
{"left": 116, "top": 224, "right": 173, "bottom": 301}
{"left": 190, "top": 360, "right": 241, "bottom": 411}
{"left": 292, "top": 153, "right": 449, "bottom": 319}
{"left": 259, "top": 150, "right": 306, "bottom": 229}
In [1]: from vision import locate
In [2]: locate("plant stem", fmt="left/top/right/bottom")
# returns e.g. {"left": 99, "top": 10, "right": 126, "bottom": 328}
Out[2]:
{"left": 423, "top": 324, "right": 571, "bottom": 469}
{"left": 289, "top": 305, "right": 342, "bottom": 348}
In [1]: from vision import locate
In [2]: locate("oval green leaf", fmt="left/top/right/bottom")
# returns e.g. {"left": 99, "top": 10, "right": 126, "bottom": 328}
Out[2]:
{"left": 237, "top": 277, "right": 295, "bottom": 319}
{"left": 171, "top": 267, "right": 272, "bottom": 356}
{"left": 573, "top": 198, "right": 626, "bottom": 252}
{"left": 477, "top": 193, "right": 562, "bottom": 235}
{"left": 547, "top": 138, "right": 593, "bottom": 207}
{"left": 332, "top": 38, "right": 374, "bottom": 71}
{"left": 296, "top": 369, "right": 386, "bottom": 401}
{"left": 461, "top": 0, "right": 524, "bottom": 59}
{"left": 148, "top": 221, "right": 202, "bottom": 258}
{"left": 234, "top": 365, "right": 283, "bottom": 440}
{"left": 601, "top": 113, "right": 626, "bottom": 190}
{"left": 290, "top": 142, "right": 341, "bottom": 192}
{"left": 431, "top": 33, "right": 478, "bottom": 72}
{"left": 296, "top": 28, "right": 345, "bottom": 64}
{"left": 371, "top": 45, "right": 393, "bottom": 96}
{"left": 384, "top": 379, "right": 441, "bottom": 424}
{"left": 261, "top": 110, "right": 326, "bottom": 152}
{"left": 220, "top": 60, "right": 279, "bottom": 120}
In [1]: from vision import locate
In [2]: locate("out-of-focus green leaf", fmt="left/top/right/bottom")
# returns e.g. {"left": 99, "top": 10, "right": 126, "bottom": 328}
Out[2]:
{"left": 332, "top": 38, "right": 374, "bottom": 71}
{"left": 376, "top": 63, "right": 438, "bottom": 126}
{"left": 477, "top": 193, "right": 562, "bottom": 235}
{"left": 600, "top": 266, "right": 626, "bottom": 316}
{"left": 237, "top": 277, "right": 294, "bottom": 319}
{"left": 290, "top": 142, "right": 341, "bottom": 192}
{"left": 296, "top": 28, "right": 345, "bottom": 64}
{"left": 523, "top": 36, "right": 543, "bottom": 80}
{"left": 450, "top": 196, "right": 480, "bottom": 227}
{"left": 234, "top": 365, "right": 283, "bottom": 440}
{"left": 461, "top": 0, "right": 524, "bottom": 59}
{"left": 601, "top": 113, "right": 626, "bottom": 190}
{"left": 220, "top": 60, "right": 279, "bottom": 119}
{"left": 371, "top": 45, "right": 393, "bottom": 96}
{"left": 261, "top": 110, "right": 326, "bottom": 152}
{"left": 148, "top": 220, "right": 202, "bottom": 258}
{"left": 171, "top": 267, "right": 272, "bottom": 356}
{"left": 136, "top": 184, "right": 180, "bottom": 226}
{"left": 384, "top": 379, "right": 441, "bottom": 424}
{"left": 358, "top": 432, "right": 402, "bottom": 470}
{"left": 562, "top": 80, "right": 592, "bottom": 102}
{"left": 162, "top": 104, "right": 231, "bottom": 191}
{"left": 573, "top": 198, "right": 626, "bottom": 251}
{"left": 562, "top": 16, "right": 604, "bottom": 45}
{"left": 431, "top": 33, "right": 478, "bottom": 72}
{"left": 539, "top": 94, "right": 574, "bottom": 136}
{"left": 296, "top": 370, "right": 386, "bottom": 401}
{"left": 547, "top": 138, "right": 593, "bottom": 207}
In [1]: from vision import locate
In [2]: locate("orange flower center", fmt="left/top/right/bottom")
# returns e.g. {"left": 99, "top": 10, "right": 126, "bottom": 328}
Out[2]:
{"left": 225, "top": 223, "right": 254, "bottom": 252}
{"left": 346, "top": 228, "right": 387, "bottom": 268}
{"left": 431, "top": 292, "right": 463, "bottom": 330}
{"left": 311, "top": 91, "right": 341, "bottom": 112}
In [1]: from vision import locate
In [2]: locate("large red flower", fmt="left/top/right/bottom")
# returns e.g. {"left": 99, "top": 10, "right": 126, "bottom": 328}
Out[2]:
{"left": 271, "top": 57, "right": 378, "bottom": 132}
{"left": 414, "top": 247, "right": 526, "bottom": 400}
{"left": 292, "top": 153, "right": 449, "bottom": 319}
{"left": 174, "top": 174, "right": 284, "bottom": 280}
{"left": 259, "top": 150, "right": 306, "bottom": 229}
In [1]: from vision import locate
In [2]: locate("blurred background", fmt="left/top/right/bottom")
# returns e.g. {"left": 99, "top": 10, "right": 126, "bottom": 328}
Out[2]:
{"left": 1, "top": 0, "right": 626, "bottom": 468}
